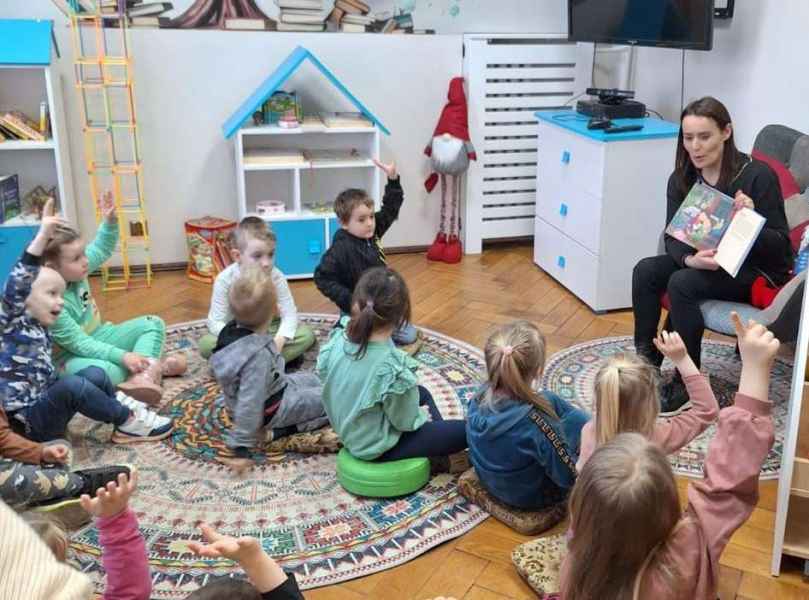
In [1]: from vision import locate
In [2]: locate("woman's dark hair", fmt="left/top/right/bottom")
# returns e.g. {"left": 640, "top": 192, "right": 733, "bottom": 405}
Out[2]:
{"left": 346, "top": 267, "right": 411, "bottom": 359}
{"left": 675, "top": 96, "right": 747, "bottom": 195}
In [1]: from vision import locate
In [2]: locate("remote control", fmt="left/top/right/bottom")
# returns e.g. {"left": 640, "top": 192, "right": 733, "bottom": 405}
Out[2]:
{"left": 604, "top": 124, "right": 644, "bottom": 134}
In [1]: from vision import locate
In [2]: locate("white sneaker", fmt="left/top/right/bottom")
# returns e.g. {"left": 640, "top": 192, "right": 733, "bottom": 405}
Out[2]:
{"left": 116, "top": 391, "right": 147, "bottom": 415}
{"left": 112, "top": 408, "right": 174, "bottom": 444}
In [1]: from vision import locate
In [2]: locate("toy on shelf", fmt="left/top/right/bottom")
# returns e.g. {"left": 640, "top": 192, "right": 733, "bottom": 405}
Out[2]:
{"left": 184, "top": 216, "right": 236, "bottom": 283}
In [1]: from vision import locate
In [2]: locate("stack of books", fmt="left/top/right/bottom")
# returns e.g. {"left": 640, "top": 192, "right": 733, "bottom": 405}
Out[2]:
{"left": 0, "top": 112, "right": 47, "bottom": 142}
{"left": 96, "top": 1, "right": 174, "bottom": 28}
{"left": 0, "top": 175, "right": 21, "bottom": 224}
{"left": 327, "top": 0, "right": 373, "bottom": 32}
{"left": 320, "top": 112, "right": 373, "bottom": 129}
{"left": 277, "top": 0, "right": 326, "bottom": 32}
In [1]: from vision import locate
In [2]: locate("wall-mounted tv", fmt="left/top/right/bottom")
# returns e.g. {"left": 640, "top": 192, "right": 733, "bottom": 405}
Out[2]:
{"left": 568, "top": 0, "right": 714, "bottom": 51}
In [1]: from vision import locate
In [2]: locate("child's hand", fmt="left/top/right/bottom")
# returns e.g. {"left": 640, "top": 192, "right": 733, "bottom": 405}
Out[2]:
{"left": 653, "top": 330, "right": 688, "bottom": 363}
{"left": 38, "top": 197, "right": 69, "bottom": 239}
{"left": 123, "top": 352, "right": 150, "bottom": 374}
{"left": 372, "top": 158, "right": 397, "bottom": 180}
{"left": 187, "top": 523, "right": 261, "bottom": 563}
{"left": 79, "top": 470, "right": 137, "bottom": 519}
{"left": 41, "top": 443, "right": 70, "bottom": 464}
{"left": 100, "top": 190, "right": 117, "bottom": 224}
{"left": 732, "top": 312, "right": 779, "bottom": 367}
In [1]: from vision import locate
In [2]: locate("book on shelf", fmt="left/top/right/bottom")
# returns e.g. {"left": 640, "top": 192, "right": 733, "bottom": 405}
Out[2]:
{"left": 277, "top": 0, "right": 323, "bottom": 9}
{"left": 0, "top": 112, "right": 46, "bottom": 142}
{"left": 665, "top": 181, "right": 766, "bottom": 277}
{"left": 320, "top": 111, "right": 372, "bottom": 128}
{"left": 334, "top": 0, "right": 365, "bottom": 15}
{"left": 301, "top": 114, "right": 324, "bottom": 129}
{"left": 100, "top": 0, "right": 139, "bottom": 14}
{"left": 130, "top": 16, "right": 171, "bottom": 27}
{"left": 128, "top": 2, "right": 173, "bottom": 17}
{"left": 340, "top": 22, "right": 366, "bottom": 32}
{"left": 338, "top": 0, "right": 369, "bottom": 12}
{"left": 342, "top": 13, "right": 374, "bottom": 25}
{"left": 225, "top": 18, "right": 272, "bottom": 30}
{"left": 280, "top": 10, "right": 325, "bottom": 24}
{"left": 277, "top": 21, "right": 325, "bottom": 31}
{"left": 0, "top": 175, "right": 21, "bottom": 224}
{"left": 243, "top": 148, "right": 306, "bottom": 166}
{"left": 327, "top": 7, "right": 345, "bottom": 24}
{"left": 303, "top": 148, "right": 364, "bottom": 164}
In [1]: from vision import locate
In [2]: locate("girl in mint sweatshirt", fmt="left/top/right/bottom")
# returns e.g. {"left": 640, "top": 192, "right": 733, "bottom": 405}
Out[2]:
{"left": 44, "top": 192, "right": 186, "bottom": 405}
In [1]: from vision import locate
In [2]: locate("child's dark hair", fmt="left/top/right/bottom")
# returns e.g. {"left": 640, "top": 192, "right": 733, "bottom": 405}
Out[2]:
{"left": 347, "top": 267, "right": 411, "bottom": 359}
{"left": 334, "top": 188, "right": 374, "bottom": 224}
{"left": 185, "top": 577, "right": 260, "bottom": 599}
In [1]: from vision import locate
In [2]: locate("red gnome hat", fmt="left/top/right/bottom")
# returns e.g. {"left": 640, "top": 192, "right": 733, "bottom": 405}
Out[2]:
{"left": 424, "top": 77, "right": 476, "bottom": 192}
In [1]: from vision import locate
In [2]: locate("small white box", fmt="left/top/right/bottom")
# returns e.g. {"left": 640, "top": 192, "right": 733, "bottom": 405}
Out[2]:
{"left": 256, "top": 200, "right": 286, "bottom": 216}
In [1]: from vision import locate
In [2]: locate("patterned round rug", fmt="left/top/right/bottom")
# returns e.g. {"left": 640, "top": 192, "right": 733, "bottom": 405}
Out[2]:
{"left": 541, "top": 336, "right": 791, "bottom": 480}
{"left": 66, "top": 315, "right": 487, "bottom": 598}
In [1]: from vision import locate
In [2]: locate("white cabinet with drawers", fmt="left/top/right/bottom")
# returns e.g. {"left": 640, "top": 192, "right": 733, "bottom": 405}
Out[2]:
{"left": 533, "top": 112, "right": 679, "bottom": 312}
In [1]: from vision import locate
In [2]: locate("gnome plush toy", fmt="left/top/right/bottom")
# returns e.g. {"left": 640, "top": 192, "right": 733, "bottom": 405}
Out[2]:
{"left": 424, "top": 77, "right": 476, "bottom": 263}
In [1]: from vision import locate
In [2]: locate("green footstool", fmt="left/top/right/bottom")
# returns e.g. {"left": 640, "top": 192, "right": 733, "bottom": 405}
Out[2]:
{"left": 336, "top": 448, "right": 430, "bottom": 498}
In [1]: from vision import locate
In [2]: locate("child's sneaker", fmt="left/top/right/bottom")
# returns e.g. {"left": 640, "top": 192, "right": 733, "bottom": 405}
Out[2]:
{"left": 112, "top": 409, "right": 173, "bottom": 444}
{"left": 74, "top": 464, "right": 133, "bottom": 496}
{"left": 116, "top": 391, "right": 147, "bottom": 414}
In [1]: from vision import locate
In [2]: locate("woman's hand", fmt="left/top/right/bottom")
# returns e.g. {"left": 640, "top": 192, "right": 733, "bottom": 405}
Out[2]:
{"left": 734, "top": 190, "right": 755, "bottom": 211}
{"left": 685, "top": 249, "right": 719, "bottom": 271}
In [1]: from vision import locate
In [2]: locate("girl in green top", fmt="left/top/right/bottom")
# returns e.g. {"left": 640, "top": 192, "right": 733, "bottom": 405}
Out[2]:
{"left": 317, "top": 267, "right": 467, "bottom": 462}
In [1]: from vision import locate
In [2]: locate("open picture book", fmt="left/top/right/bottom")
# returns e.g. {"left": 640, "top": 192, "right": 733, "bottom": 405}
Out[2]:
{"left": 665, "top": 181, "right": 766, "bottom": 277}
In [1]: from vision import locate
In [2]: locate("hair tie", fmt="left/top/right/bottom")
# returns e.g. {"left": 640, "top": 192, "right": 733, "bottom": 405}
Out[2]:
{"left": 502, "top": 345, "right": 513, "bottom": 357}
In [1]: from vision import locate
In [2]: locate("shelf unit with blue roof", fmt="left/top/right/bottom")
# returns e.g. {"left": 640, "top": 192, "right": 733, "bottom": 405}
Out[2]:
{"left": 224, "top": 47, "right": 388, "bottom": 279}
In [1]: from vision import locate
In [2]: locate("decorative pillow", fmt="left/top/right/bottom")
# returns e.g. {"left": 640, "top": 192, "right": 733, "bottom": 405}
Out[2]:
{"left": 266, "top": 426, "right": 342, "bottom": 454}
{"left": 783, "top": 190, "right": 809, "bottom": 235}
{"left": 511, "top": 533, "right": 568, "bottom": 597}
{"left": 752, "top": 149, "right": 801, "bottom": 200}
{"left": 457, "top": 468, "right": 567, "bottom": 535}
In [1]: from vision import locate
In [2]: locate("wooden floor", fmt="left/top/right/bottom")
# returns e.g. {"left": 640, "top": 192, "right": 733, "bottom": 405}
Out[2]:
{"left": 92, "top": 243, "right": 809, "bottom": 599}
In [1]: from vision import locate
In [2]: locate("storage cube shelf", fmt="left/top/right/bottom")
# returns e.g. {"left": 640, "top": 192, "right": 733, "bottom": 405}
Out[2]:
{"left": 235, "top": 124, "right": 381, "bottom": 278}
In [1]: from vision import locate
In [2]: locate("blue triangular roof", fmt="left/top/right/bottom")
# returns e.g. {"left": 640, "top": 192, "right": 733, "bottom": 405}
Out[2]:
{"left": 0, "top": 20, "right": 54, "bottom": 66}
{"left": 222, "top": 46, "right": 389, "bottom": 138}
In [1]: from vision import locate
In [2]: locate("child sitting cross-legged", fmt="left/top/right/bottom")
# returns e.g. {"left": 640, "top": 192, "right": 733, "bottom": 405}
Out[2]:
{"left": 576, "top": 329, "right": 719, "bottom": 472}
{"left": 210, "top": 265, "right": 328, "bottom": 471}
{"left": 0, "top": 199, "right": 174, "bottom": 447}
{"left": 45, "top": 191, "right": 187, "bottom": 406}
{"left": 317, "top": 267, "right": 467, "bottom": 464}
{"left": 314, "top": 160, "right": 419, "bottom": 347}
{"left": 558, "top": 313, "right": 777, "bottom": 600}
{"left": 199, "top": 216, "right": 315, "bottom": 362}
{"left": 466, "top": 321, "right": 588, "bottom": 510}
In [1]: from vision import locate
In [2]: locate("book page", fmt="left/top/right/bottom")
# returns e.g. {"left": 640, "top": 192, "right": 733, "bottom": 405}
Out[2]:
{"left": 665, "top": 182, "right": 737, "bottom": 251}
{"left": 715, "top": 208, "right": 766, "bottom": 277}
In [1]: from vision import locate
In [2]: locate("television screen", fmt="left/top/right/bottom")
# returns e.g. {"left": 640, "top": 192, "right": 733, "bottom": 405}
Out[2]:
{"left": 568, "top": 0, "right": 714, "bottom": 50}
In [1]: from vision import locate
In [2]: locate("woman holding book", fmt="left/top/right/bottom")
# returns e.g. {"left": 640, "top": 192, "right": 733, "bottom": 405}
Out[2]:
{"left": 632, "top": 96, "right": 792, "bottom": 415}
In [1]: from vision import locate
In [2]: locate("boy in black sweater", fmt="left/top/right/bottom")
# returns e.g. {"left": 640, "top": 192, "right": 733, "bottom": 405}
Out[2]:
{"left": 314, "top": 160, "right": 418, "bottom": 345}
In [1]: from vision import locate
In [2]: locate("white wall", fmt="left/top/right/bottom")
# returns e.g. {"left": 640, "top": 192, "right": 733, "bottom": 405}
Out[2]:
{"left": 1, "top": 1, "right": 567, "bottom": 264}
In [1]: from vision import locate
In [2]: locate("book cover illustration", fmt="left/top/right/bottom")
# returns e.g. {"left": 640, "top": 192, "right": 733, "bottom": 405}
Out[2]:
{"left": 665, "top": 181, "right": 737, "bottom": 251}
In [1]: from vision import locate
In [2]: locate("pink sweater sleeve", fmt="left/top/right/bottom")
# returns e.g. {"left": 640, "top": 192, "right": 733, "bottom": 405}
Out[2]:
{"left": 682, "top": 394, "right": 774, "bottom": 590}
{"left": 98, "top": 508, "right": 151, "bottom": 600}
{"left": 652, "top": 374, "right": 719, "bottom": 454}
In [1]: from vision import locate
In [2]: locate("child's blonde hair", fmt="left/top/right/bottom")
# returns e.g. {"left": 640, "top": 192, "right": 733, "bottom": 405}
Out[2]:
{"left": 594, "top": 353, "right": 659, "bottom": 446}
{"left": 229, "top": 216, "right": 277, "bottom": 252}
{"left": 42, "top": 225, "right": 81, "bottom": 265}
{"left": 482, "top": 320, "right": 557, "bottom": 419}
{"left": 563, "top": 432, "right": 682, "bottom": 600}
{"left": 21, "top": 512, "right": 69, "bottom": 562}
{"left": 228, "top": 265, "right": 277, "bottom": 329}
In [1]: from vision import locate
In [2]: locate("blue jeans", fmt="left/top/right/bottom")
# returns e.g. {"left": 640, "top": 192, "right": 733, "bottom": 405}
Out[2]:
{"left": 23, "top": 367, "right": 130, "bottom": 443}
{"left": 378, "top": 386, "right": 467, "bottom": 461}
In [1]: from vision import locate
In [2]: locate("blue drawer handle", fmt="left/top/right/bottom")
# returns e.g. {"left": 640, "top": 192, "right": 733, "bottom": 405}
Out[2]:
{"left": 559, "top": 203, "right": 568, "bottom": 217}
{"left": 557, "top": 256, "right": 566, "bottom": 268}
{"left": 561, "top": 150, "right": 571, "bottom": 164}
{"left": 308, "top": 240, "right": 321, "bottom": 254}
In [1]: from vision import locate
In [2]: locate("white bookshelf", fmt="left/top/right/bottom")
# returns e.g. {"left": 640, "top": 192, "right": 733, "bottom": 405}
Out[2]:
{"left": 234, "top": 123, "right": 381, "bottom": 278}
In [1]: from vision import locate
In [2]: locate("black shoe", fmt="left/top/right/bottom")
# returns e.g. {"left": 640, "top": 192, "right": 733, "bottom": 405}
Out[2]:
{"left": 74, "top": 464, "right": 132, "bottom": 497}
{"left": 659, "top": 377, "right": 692, "bottom": 417}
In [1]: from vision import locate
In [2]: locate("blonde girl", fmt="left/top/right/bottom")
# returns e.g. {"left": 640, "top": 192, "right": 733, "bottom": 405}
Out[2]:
{"left": 466, "top": 321, "right": 588, "bottom": 509}
{"left": 576, "top": 330, "right": 719, "bottom": 471}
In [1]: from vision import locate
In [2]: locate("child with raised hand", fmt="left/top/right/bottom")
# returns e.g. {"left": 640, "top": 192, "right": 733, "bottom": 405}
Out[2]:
{"left": 467, "top": 321, "right": 588, "bottom": 509}
{"left": 45, "top": 190, "right": 186, "bottom": 406}
{"left": 317, "top": 266, "right": 467, "bottom": 463}
{"left": 186, "top": 523, "right": 303, "bottom": 599}
{"left": 559, "top": 313, "right": 778, "bottom": 600}
{"left": 0, "top": 198, "right": 173, "bottom": 447}
{"left": 211, "top": 265, "right": 328, "bottom": 472}
{"left": 314, "top": 160, "right": 419, "bottom": 347}
{"left": 576, "top": 329, "right": 719, "bottom": 471}
{"left": 199, "top": 216, "right": 315, "bottom": 362}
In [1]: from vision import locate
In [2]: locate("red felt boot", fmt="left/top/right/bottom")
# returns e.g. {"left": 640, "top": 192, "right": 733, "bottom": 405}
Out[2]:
{"left": 426, "top": 232, "right": 448, "bottom": 261}
{"left": 443, "top": 234, "right": 463, "bottom": 264}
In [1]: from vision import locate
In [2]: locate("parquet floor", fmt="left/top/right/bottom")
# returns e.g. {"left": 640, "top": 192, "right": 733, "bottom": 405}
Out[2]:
{"left": 91, "top": 243, "right": 809, "bottom": 599}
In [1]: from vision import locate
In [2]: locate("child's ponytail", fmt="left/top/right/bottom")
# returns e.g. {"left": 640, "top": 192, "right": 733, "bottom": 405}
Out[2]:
{"left": 593, "top": 354, "right": 659, "bottom": 446}
{"left": 346, "top": 267, "right": 411, "bottom": 359}
{"left": 483, "top": 321, "right": 558, "bottom": 419}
